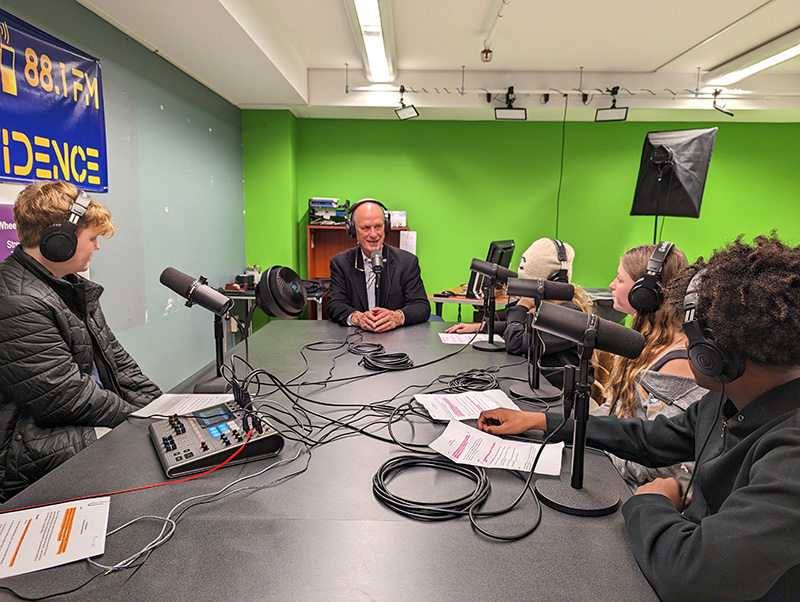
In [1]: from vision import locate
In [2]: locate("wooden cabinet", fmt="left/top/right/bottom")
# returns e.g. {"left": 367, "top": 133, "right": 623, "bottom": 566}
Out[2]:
{"left": 307, "top": 225, "right": 408, "bottom": 279}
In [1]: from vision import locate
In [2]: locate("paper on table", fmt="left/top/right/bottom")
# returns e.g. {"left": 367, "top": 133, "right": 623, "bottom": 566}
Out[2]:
{"left": 415, "top": 389, "right": 519, "bottom": 421}
{"left": 438, "top": 332, "right": 504, "bottom": 345}
{"left": 0, "top": 497, "right": 111, "bottom": 579}
{"left": 429, "top": 421, "right": 563, "bottom": 476}
{"left": 130, "top": 393, "right": 234, "bottom": 418}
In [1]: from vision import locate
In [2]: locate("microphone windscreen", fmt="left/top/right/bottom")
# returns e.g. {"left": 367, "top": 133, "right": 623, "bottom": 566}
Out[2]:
{"left": 159, "top": 267, "right": 233, "bottom": 316}
{"left": 534, "top": 301, "right": 645, "bottom": 359}
{"left": 595, "top": 314, "right": 645, "bottom": 359}
{"left": 507, "top": 278, "right": 574, "bottom": 301}
{"left": 371, "top": 250, "right": 384, "bottom": 273}
{"left": 469, "top": 258, "right": 517, "bottom": 282}
{"left": 160, "top": 267, "right": 195, "bottom": 297}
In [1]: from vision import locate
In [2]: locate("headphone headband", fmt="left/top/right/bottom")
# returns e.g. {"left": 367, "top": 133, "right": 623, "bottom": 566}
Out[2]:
{"left": 683, "top": 268, "right": 745, "bottom": 383}
{"left": 345, "top": 198, "right": 391, "bottom": 238}
{"left": 548, "top": 238, "right": 569, "bottom": 283}
{"left": 627, "top": 240, "right": 674, "bottom": 313}
{"left": 347, "top": 198, "right": 388, "bottom": 216}
{"left": 645, "top": 240, "right": 674, "bottom": 277}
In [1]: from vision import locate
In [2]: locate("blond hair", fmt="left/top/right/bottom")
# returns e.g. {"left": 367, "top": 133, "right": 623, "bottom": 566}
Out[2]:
{"left": 14, "top": 181, "right": 114, "bottom": 248}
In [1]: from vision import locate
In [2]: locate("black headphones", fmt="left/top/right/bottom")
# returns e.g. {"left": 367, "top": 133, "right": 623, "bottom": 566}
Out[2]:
{"left": 628, "top": 240, "right": 674, "bottom": 313}
{"left": 548, "top": 239, "right": 569, "bottom": 283}
{"left": 345, "top": 198, "right": 391, "bottom": 239}
{"left": 39, "top": 190, "right": 92, "bottom": 263}
{"left": 683, "top": 269, "right": 745, "bottom": 383}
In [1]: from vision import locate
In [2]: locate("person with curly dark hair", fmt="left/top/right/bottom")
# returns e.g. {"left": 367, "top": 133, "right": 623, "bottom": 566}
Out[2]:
{"left": 478, "top": 232, "right": 800, "bottom": 601}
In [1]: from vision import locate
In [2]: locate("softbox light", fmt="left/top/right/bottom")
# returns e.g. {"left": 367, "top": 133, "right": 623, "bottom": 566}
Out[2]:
{"left": 255, "top": 266, "right": 307, "bottom": 319}
{"left": 631, "top": 127, "right": 718, "bottom": 220}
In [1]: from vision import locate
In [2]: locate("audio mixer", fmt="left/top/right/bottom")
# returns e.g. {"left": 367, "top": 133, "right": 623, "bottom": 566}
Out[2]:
{"left": 149, "top": 401, "right": 283, "bottom": 478}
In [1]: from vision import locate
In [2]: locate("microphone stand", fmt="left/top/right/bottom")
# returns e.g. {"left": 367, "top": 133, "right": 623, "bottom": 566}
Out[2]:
{"left": 534, "top": 314, "right": 620, "bottom": 516}
{"left": 509, "top": 310, "right": 560, "bottom": 401}
{"left": 194, "top": 312, "right": 232, "bottom": 394}
{"left": 472, "top": 269, "right": 504, "bottom": 352}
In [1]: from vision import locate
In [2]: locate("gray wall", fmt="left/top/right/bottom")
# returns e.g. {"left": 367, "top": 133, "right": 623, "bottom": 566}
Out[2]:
{"left": 3, "top": 1, "right": 245, "bottom": 390}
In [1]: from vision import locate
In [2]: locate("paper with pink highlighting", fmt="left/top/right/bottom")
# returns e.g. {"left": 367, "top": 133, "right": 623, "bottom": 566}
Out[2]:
{"left": 429, "top": 420, "right": 563, "bottom": 475}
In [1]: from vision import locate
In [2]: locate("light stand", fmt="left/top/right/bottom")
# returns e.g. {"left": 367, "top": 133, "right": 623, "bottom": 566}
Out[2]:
{"left": 472, "top": 271, "right": 504, "bottom": 352}
{"left": 631, "top": 128, "right": 718, "bottom": 244}
{"left": 535, "top": 314, "right": 620, "bottom": 516}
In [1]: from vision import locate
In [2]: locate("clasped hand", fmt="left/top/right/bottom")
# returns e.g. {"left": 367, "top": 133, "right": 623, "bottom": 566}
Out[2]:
{"left": 352, "top": 307, "right": 403, "bottom": 332}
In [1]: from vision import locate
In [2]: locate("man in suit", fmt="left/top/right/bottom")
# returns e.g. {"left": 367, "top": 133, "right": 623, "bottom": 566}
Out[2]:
{"left": 327, "top": 199, "right": 430, "bottom": 332}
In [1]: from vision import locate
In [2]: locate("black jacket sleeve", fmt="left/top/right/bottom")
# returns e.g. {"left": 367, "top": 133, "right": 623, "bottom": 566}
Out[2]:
{"left": 327, "top": 249, "right": 362, "bottom": 325}
{"left": 390, "top": 250, "right": 430, "bottom": 326}
{"left": 621, "top": 424, "right": 800, "bottom": 602}
{"left": 503, "top": 302, "right": 581, "bottom": 357}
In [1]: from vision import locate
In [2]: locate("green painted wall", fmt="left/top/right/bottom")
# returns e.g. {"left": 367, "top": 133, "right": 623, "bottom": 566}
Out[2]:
{"left": 243, "top": 111, "right": 298, "bottom": 269}
{"left": 243, "top": 112, "right": 800, "bottom": 322}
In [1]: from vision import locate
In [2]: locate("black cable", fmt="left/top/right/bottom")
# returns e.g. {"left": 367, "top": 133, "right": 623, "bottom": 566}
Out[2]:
{"left": 680, "top": 384, "right": 726, "bottom": 510}
{"left": 467, "top": 417, "right": 565, "bottom": 541}
{"left": 0, "top": 571, "right": 107, "bottom": 601}
{"left": 374, "top": 416, "right": 569, "bottom": 541}
{"left": 348, "top": 342, "right": 385, "bottom": 356}
{"left": 359, "top": 352, "right": 414, "bottom": 371}
{"left": 447, "top": 368, "right": 498, "bottom": 391}
{"left": 372, "top": 455, "right": 490, "bottom": 521}
{"left": 554, "top": 93, "right": 569, "bottom": 239}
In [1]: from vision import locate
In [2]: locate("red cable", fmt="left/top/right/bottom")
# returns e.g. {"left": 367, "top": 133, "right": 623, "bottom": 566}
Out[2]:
{"left": 0, "top": 430, "right": 254, "bottom": 515}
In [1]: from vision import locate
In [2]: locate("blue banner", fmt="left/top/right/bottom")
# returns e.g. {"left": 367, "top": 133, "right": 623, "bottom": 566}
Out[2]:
{"left": 0, "top": 9, "right": 108, "bottom": 192}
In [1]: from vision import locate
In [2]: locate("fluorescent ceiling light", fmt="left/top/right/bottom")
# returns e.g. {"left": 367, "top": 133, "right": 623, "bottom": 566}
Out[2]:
{"left": 346, "top": 0, "right": 396, "bottom": 83}
{"left": 595, "top": 106, "right": 629, "bottom": 122}
{"left": 704, "top": 27, "right": 800, "bottom": 86}
{"left": 495, "top": 107, "right": 527, "bottom": 121}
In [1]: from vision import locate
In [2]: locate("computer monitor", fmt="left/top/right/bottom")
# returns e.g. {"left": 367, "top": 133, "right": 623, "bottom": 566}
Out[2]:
{"left": 466, "top": 239, "right": 515, "bottom": 298}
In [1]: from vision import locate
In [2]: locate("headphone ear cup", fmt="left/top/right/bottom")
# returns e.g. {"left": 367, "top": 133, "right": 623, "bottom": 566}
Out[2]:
{"left": 687, "top": 340, "right": 726, "bottom": 378}
{"left": 628, "top": 276, "right": 663, "bottom": 313}
{"left": 687, "top": 335, "right": 745, "bottom": 383}
{"left": 345, "top": 214, "right": 356, "bottom": 238}
{"left": 39, "top": 223, "right": 78, "bottom": 262}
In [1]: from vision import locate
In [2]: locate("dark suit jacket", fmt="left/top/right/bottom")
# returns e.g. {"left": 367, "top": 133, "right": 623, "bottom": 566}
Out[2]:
{"left": 327, "top": 244, "right": 431, "bottom": 327}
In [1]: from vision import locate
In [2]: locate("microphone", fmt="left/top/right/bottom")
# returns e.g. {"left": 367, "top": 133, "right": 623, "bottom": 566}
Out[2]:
{"left": 370, "top": 249, "right": 384, "bottom": 275}
{"left": 160, "top": 267, "right": 234, "bottom": 316}
{"left": 507, "top": 278, "right": 574, "bottom": 301}
{"left": 534, "top": 301, "right": 645, "bottom": 359}
{"left": 469, "top": 258, "right": 517, "bottom": 283}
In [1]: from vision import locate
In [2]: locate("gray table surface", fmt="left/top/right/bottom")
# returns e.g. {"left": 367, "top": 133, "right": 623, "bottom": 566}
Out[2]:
{"left": 0, "top": 321, "right": 657, "bottom": 602}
